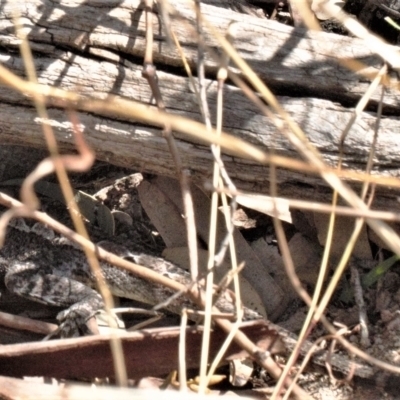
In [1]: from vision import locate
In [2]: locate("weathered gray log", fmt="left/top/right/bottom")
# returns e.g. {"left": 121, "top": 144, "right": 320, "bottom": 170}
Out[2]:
{"left": 1, "top": 0, "right": 400, "bottom": 211}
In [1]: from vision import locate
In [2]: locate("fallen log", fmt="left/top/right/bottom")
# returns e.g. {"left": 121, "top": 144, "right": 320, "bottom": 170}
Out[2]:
{"left": 0, "top": 0, "right": 399, "bottom": 211}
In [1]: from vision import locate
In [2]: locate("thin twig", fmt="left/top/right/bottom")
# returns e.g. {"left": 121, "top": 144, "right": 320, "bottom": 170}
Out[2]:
{"left": 351, "top": 264, "right": 370, "bottom": 347}
{"left": 0, "top": 310, "right": 58, "bottom": 336}
{"left": 142, "top": 0, "right": 199, "bottom": 284}
{"left": 190, "top": 0, "right": 220, "bottom": 393}
{"left": 208, "top": 185, "right": 400, "bottom": 222}
{"left": 9, "top": 12, "right": 127, "bottom": 386}
{"left": 179, "top": 309, "right": 189, "bottom": 391}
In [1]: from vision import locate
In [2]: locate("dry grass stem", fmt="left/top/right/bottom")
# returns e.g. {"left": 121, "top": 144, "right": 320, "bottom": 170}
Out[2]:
{"left": 4, "top": 1, "right": 400, "bottom": 397}
{"left": 7, "top": 11, "right": 128, "bottom": 386}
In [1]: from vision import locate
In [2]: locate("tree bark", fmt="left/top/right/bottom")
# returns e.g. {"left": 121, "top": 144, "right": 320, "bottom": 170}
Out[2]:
{"left": 0, "top": 0, "right": 399, "bottom": 210}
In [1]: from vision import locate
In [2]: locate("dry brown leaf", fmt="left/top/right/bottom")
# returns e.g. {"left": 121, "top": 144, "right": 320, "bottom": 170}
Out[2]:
{"left": 229, "top": 358, "right": 254, "bottom": 387}
{"left": 152, "top": 176, "right": 287, "bottom": 320}
{"left": 162, "top": 247, "right": 267, "bottom": 319}
{"left": 250, "top": 238, "right": 295, "bottom": 303}
{"left": 234, "top": 193, "right": 292, "bottom": 223}
{"left": 137, "top": 180, "right": 188, "bottom": 248}
{"left": 312, "top": 0, "right": 346, "bottom": 20}
{"left": 313, "top": 213, "right": 372, "bottom": 260}
{"left": 288, "top": 232, "right": 323, "bottom": 286}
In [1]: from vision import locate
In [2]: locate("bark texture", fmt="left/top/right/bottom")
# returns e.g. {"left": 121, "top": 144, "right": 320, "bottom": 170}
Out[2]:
{"left": 0, "top": 0, "right": 399, "bottom": 210}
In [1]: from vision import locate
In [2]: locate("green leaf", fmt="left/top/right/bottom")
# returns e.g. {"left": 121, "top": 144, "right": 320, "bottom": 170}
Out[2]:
{"left": 362, "top": 255, "right": 400, "bottom": 288}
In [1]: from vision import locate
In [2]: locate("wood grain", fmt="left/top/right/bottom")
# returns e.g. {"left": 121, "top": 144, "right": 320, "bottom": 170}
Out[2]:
{"left": 0, "top": 0, "right": 399, "bottom": 210}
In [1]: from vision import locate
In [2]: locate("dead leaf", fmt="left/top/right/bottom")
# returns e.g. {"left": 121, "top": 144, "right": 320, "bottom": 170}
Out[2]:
{"left": 288, "top": 233, "right": 323, "bottom": 286}
{"left": 162, "top": 247, "right": 267, "bottom": 319}
{"left": 234, "top": 193, "right": 292, "bottom": 223}
{"left": 313, "top": 214, "right": 372, "bottom": 260}
{"left": 312, "top": 0, "right": 346, "bottom": 20}
{"left": 152, "top": 176, "right": 287, "bottom": 321}
{"left": 229, "top": 359, "right": 254, "bottom": 387}
{"left": 137, "top": 180, "right": 188, "bottom": 248}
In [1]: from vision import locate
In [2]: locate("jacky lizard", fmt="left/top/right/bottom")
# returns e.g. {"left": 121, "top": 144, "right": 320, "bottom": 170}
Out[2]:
{"left": 0, "top": 217, "right": 262, "bottom": 337}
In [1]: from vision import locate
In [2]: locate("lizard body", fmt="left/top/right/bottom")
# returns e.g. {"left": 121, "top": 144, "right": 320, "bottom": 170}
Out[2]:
{"left": 0, "top": 218, "right": 261, "bottom": 336}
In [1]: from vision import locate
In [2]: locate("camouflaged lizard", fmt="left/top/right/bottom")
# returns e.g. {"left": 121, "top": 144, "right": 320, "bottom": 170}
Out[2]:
{"left": 0, "top": 217, "right": 262, "bottom": 337}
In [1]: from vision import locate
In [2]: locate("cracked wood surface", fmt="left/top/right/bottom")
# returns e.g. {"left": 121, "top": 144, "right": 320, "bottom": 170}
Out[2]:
{"left": 0, "top": 0, "right": 400, "bottom": 210}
